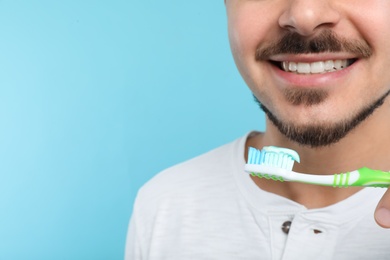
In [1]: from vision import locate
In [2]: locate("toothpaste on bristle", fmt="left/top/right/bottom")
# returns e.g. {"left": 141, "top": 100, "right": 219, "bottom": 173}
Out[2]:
{"left": 247, "top": 146, "right": 300, "bottom": 171}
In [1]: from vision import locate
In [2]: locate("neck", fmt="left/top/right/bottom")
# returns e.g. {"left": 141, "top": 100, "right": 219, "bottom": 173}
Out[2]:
{"left": 247, "top": 101, "right": 390, "bottom": 208}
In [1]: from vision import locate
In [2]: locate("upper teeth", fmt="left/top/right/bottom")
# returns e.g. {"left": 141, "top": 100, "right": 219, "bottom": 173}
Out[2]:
{"left": 281, "top": 60, "right": 349, "bottom": 74}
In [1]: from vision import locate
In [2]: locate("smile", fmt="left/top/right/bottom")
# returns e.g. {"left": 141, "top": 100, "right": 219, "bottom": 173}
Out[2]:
{"left": 272, "top": 59, "right": 357, "bottom": 74}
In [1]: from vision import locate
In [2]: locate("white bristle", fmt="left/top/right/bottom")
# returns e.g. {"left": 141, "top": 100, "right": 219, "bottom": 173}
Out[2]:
{"left": 247, "top": 146, "right": 299, "bottom": 171}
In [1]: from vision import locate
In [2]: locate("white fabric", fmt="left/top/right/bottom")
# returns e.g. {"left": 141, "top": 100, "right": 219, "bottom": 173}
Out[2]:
{"left": 125, "top": 133, "right": 390, "bottom": 260}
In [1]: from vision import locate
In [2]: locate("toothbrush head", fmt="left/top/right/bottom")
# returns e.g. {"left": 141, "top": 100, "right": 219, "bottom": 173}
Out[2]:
{"left": 246, "top": 146, "right": 301, "bottom": 182}
{"left": 247, "top": 146, "right": 300, "bottom": 171}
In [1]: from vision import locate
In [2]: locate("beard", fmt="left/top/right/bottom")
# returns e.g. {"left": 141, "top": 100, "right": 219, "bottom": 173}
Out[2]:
{"left": 251, "top": 29, "right": 389, "bottom": 147}
{"left": 255, "top": 89, "right": 390, "bottom": 147}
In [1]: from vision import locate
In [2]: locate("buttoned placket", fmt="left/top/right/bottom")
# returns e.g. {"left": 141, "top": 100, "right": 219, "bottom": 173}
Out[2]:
{"left": 268, "top": 211, "right": 339, "bottom": 260}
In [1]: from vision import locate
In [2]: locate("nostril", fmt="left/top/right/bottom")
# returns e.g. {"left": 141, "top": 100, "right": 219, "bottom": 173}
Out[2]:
{"left": 278, "top": 3, "right": 341, "bottom": 37}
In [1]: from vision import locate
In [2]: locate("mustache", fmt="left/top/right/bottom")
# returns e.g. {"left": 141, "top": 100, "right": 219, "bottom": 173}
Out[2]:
{"left": 256, "top": 30, "right": 372, "bottom": 60}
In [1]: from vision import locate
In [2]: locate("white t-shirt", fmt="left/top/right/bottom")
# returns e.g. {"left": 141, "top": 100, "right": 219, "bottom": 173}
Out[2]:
{"left": 125, "top": 133, "right": 390, "bottom": 260}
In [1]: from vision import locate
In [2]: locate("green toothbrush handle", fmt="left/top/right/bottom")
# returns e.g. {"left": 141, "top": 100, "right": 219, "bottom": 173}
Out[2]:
{"left": 333, "top": 167, "right": 390, "bottom": 188}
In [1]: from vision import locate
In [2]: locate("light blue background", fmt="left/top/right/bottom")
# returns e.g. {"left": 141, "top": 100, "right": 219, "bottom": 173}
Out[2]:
{"left": 0, "top": 1, "right": 264, "bottom": 259}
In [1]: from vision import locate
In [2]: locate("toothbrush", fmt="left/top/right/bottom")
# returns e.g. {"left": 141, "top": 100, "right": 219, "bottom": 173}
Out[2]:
{"left": 245, "top": 146, "right": 390, "bottom": 188}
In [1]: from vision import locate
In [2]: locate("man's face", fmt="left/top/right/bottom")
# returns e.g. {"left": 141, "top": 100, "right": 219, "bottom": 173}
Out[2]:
{"left": 226, "top": 0, "right": 390, "bottom": 146}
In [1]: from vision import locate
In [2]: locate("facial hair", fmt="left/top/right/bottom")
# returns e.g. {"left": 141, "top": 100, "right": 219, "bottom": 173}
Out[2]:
{"left": 255, "top": 90, "right": 390, "bottom": 147}
{"left": 255, "top": 30, "right": 372, "bottom": 60}
{"left": 252, "top": 29, "right": 389, "bottom": 147}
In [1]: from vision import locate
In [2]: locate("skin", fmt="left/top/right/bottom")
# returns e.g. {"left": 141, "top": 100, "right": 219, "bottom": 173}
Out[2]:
{"left": 225, "top": 0, "right": 390, "bottom": 228}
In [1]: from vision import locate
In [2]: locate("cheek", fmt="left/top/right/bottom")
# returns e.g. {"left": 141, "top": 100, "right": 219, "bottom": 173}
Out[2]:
{"left": 227, "top": 19, "right": 256, "bottom": 87}
{"left": 343, "top": 0, "right": 390, "bottom": 57}
{"left": 227, "top": 5, "right": 274, "bottom": 60}
{"left": 228, "top": 19, "right": 254, "bottom": 65}
{"left": 356, "top": 17, "right": 390, "bottom": 93}
{"left": 227, "top": 8, "right": 275, "bottom": 90}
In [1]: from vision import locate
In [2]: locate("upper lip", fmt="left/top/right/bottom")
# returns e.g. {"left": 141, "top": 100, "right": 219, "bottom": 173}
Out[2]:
{"left": 267, "top": 53, "right": 359, "bottom": 63}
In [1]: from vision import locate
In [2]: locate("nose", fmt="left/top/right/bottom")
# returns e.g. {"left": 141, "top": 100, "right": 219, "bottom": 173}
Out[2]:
{"left": 279, "top": 0, "right": 341, "bottom": 36}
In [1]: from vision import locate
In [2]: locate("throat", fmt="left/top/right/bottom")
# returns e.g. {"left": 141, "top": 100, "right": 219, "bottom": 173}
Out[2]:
{"left": 245, "top": 131, "right": 365, "bottom": 208}
{"left": 251, "top": 176, "right": 363, "bottom": 209}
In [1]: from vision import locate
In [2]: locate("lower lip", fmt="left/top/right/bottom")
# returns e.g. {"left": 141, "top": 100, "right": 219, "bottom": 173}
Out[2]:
{"left": 269, "top": 60, "right": 358, "bottom": 88}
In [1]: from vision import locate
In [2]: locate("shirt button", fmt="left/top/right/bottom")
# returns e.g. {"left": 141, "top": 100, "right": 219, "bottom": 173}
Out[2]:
{"left": 281, "top": 221, "right": 292, "bottom": 234}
